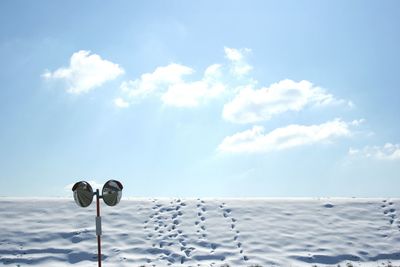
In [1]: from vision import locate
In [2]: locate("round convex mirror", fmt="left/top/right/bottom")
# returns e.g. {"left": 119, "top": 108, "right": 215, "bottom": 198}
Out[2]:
{"left": 72, "top": 181, "right": 94, "bottom": 208}
{"left": 102, "top": 180, "right": 123, "bottom": 206}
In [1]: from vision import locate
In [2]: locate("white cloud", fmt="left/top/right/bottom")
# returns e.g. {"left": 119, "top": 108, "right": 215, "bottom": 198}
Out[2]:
{"left": 115, "top": 47, "right": 353, "bottom": 116}
{"left": 225, "top": 47, "right": 246, "bottom": 61}
{"left": 43, "top": 50, "right": 124, "bottom": 94}
{"left": 161, "top": 81, "right": 225, "bottom": 107}
{"left": 218, "top": 118, "right": 354, "bottom": 153}
{"left": 348, "top": 143, "right": 400, "bottom": 160}
{"left": 161, "top": 64, "right": 225, "bottom": 107}
{"left": 350, "top": 119, "right": 365, "bottom": 126}
{"left": 119, "top": 63, "right": 226, "bottom": 108}
{"left": 121, "top": 63, "right": 194, "bottom": 99}
{"left": 114, "top": 97, "right": 130, "bottom": 108}
{"left": 223, "top": 79, "right": 350, "bottom": 124}
{"left": 224, "top": 47, "right": 252, "bottom": 76}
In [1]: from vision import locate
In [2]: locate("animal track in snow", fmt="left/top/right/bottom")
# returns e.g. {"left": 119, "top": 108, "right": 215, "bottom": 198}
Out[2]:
{"left": 195, "top": 200, "right": 207, "bottom": 235}
{"left": 381, "top": 199, "right": 399, "bottom": 228}
{"left": 195, "top": 199, "right": 217, "bottom": 255}
{"left": 142, "top": 199, "right": 193, "bottom": 265}
{"left": 219, "top": 202, "right": 249, "bottom": 262}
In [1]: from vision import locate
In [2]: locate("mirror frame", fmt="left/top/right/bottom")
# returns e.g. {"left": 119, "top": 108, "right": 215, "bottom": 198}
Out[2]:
{"left": 102, "top": 180, "right": 123, "bottom": 206}
{"left": 72, "top": 181, "right": 94, "bottom": 208}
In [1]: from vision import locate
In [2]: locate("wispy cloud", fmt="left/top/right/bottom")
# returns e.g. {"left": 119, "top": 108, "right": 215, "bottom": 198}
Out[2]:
{"left": 120, "top": 63, "right": 193, "bottom": 99}
{"left": 349, "top": 143, "right": 400, "bottom": 160}
{"left": 117, "top": 63, "right": 226, "bottom": 108}
{"left": 223, "top": 79, "right": 351, "bottom": 124}
{"left": 115, "top": 47, "right": 256, "bottom": 108}
{"left": 114, "top": 97, "right": 130, "bottom": 108}
{"left": 218, "top": 118, "right": 355, "bottom": 153}
{"left": 114, "top": 45, "right": 354, "bottom": 144}
{"left": 224, "top": 47, "right": 252, "bottom": 76}
{"left": 161, "top": 64, "right": 225, "bottom": 107}
{"left": 43, "top": 50, "right": 124, "bottom": 94}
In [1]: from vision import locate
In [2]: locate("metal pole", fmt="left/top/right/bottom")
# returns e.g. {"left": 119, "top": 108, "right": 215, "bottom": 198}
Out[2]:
{"left": 96, "top": 189, "right": 102, "bottom": 267}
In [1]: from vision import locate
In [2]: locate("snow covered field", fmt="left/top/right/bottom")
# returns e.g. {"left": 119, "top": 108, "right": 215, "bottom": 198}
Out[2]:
{"left": 0, "top": 198, "right": 399, "bottom": 266}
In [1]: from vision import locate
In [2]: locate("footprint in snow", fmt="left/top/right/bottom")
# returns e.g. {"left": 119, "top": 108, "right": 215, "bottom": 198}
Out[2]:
{"left": 220, "top": 202, "right": 249, "bottom": 262}
{"left": 381, "top": 200, "right": 398, "bottom": 226}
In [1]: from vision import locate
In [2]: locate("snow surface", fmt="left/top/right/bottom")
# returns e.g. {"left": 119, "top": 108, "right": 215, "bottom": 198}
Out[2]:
{"left": 0, "top": 198, "right": 400, "bottom": 266}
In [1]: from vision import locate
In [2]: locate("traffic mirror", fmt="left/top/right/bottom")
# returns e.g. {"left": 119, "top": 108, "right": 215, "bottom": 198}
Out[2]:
{"left": 72, "top": 181, "right": 94, "bottom": 207}
{"left": 102, "top": 180, "right": 123, "bottom": 206}
{"left": 72, "top": 179, "right": 123, "bottom": 267}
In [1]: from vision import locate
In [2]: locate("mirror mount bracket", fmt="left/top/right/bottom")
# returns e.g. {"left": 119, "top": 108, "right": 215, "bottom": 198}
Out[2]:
{"left": 93, "top": 190, "right": 103, "bottom": 199}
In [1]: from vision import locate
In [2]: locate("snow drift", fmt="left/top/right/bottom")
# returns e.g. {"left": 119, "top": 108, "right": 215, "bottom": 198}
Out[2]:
{"left": 0, "top": 198, "right": 399, "bottom": 266}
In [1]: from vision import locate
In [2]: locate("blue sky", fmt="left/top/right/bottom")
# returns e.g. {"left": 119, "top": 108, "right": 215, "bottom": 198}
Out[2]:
{"left": 0, "top": 0, "right": 399, "bottom": 197}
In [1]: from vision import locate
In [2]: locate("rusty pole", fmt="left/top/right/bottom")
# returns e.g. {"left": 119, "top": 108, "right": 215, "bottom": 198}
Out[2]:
{"left": 95, "top": 189, "right": 102, "bottom": 267}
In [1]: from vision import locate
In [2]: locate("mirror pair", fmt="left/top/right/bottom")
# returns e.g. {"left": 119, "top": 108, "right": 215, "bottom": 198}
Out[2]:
{"left": 72, "top": 180, "right": 123, "bottom": 207}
